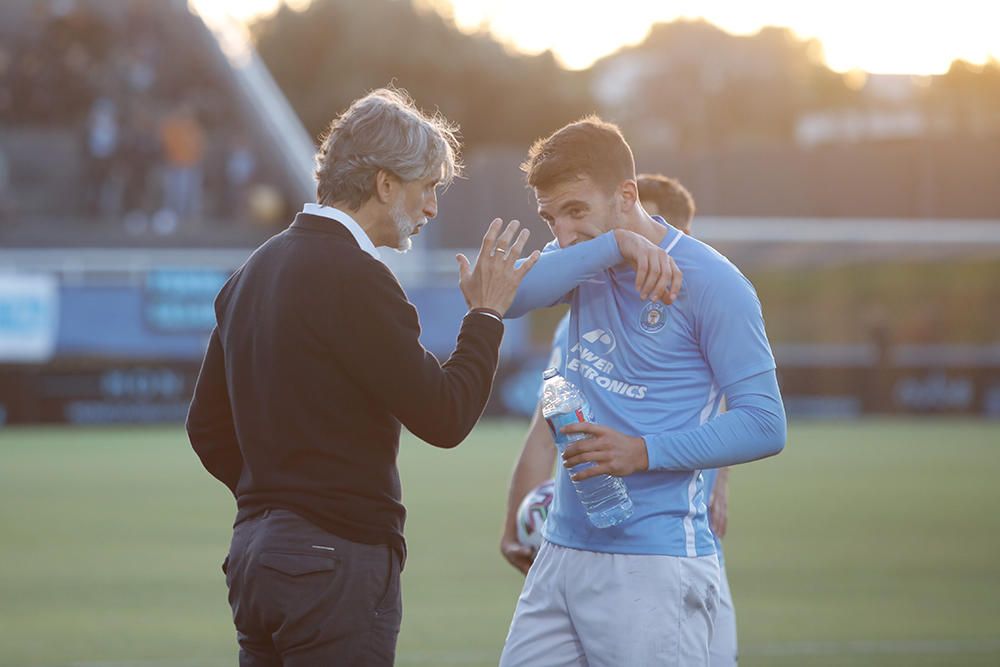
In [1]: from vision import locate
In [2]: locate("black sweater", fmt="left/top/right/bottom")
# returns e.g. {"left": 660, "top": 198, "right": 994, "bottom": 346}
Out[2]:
{"left": 186, "top": 213, "right": 503, "bottom": 559}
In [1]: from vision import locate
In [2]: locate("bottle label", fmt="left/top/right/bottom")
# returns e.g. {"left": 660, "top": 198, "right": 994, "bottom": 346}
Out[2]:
{"left": 545, "top": 408, "right": 586, "bottom": 439}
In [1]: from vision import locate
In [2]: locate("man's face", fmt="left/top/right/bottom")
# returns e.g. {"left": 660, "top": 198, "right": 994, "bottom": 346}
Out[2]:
{"left": 644, "top": 201, "right": 691, "bottom": 235}
{"left": 387, "top": 167, "right": 441, "bottom": 252}
{"left": 535, "top": 175, "right": 621, "bottom": 248}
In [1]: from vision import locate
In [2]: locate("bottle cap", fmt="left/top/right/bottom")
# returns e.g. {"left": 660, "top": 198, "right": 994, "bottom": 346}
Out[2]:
{"left": 542, "top": 367, "right": 559, "bottom": 380}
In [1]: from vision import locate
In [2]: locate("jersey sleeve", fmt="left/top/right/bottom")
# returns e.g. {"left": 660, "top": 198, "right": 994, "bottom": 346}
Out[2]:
{"left": 506, "top": 233, "right": 622, "bottom": 318}
{"left": 696, "top": 262, "right": 776, "bottom": 389}
{"left": 644, "top": 369, "right": 786, "bottom": 471}
{"left": 643, "top": 260, "right": 785, "bottom": 471}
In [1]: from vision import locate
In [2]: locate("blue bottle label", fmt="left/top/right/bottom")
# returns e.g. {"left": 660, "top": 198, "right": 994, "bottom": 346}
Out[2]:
{"left": 545, "top": 408, "right": 585, "bottom": 438}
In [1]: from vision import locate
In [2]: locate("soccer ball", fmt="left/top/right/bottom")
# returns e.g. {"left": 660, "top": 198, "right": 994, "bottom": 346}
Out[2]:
{"left": 516, "top": 479, "right": 555, "bottom": 552}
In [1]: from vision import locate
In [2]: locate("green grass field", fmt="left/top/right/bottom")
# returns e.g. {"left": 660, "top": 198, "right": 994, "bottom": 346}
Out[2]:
{"left": 1, "top": 419, "right": 999, "bottom": 667}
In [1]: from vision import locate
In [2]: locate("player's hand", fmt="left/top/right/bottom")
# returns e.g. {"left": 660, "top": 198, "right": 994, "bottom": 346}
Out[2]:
{"left": 560, "top": 423, "right": 649, "bottom": 481}
{"left": 457, "top": 219, "right": 540, "bottom": 316}
{"left": 500, "top": 534, "right": 534, "bottom": 576}
{"left": 613, "top": 229, "right": 682, "bottom": 304}
{"left": 709, "top": 468, "right": 730, "bottom": 538}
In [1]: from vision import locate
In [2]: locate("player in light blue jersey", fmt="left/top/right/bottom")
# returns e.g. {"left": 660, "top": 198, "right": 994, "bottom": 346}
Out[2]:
{"left": 501, "top": 174, "right": 739, "bottom": 666}
{"left": 498, "top": 119, "right": 785, "bottom": 667}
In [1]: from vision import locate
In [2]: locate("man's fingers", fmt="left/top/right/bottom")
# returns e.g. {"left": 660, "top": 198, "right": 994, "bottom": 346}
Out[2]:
{"left": 666, "top": 256, "right": 682, "bottom": 302}
{"left": 710, "top": 509, "right": 724, "bottom": 537}
{"left": 561, "top": 422, "right": 606, "bottom": 436}
{"left": 639, "top": 250, "right": 661, "bottom": 301}
{"left": 508, "top": 228, "right": 531, "bottom": 262}
{"left": 634, "top": 253, "right": 649, "bottom": 296}
{"left": 648, "top": 251, "right": 671, "bottom": 303}
{"left": 479, "top": 218, "right": 503, "bottom": 255}
{"left": 514, "top": 250, "right": 541, "bottom": 277}
{"left": 503, "top": 545, "right": 535, "bottom": 575}
{"left": 571, "top": 464, "right": 608, "bottom": 482}
{"left": 709, "top": 497, "right": 727, "bottom": 537}
{"left": 493, "top": 219, "right": 521, "bottom": 256}
{"left": 562, "top": 439, "right": 616, "bottom": 467}
{"left": 563, "top": 450, "right": 611, "bottom": 469}
{"left": 562, "top": 438, "right": 602, "bottom": 459}
{"left": 455, "top": 253, "right": 471, "bottom": 280}
{"left": 506, "top": 543, "right": 532, "bottom": 557}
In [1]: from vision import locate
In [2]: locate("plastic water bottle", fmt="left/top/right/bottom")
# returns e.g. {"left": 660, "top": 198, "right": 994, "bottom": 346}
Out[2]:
{"left": 541, "top": 368, "right": 633, "bottom": 528}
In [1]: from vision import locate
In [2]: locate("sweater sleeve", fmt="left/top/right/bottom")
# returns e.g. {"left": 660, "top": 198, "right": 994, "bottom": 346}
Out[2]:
{"left": 337, "top": 259, "right": 504, "bottom": 449}
{"left": 505, "top": 232, "right": 623, "bottom": 318}
{"left": 186, "top": 326, "right": 243, "bottom": 495}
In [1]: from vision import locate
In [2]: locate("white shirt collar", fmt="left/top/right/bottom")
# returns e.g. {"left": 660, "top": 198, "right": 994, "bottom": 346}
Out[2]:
{"left": 302, "top": 203, "right": 381, "bottom": 260}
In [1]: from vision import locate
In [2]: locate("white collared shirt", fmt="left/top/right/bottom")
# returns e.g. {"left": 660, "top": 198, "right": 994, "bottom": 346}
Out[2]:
{"left": 302, "top": 203, "right": 381, "bottom": 260}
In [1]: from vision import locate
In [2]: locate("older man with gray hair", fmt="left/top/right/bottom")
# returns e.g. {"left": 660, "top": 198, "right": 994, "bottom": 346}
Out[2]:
{"left": 187, "top": 87, "right": 539, "bottom": 665}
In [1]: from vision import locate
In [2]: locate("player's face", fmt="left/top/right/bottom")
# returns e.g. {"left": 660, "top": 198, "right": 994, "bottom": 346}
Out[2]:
{"left": 643, "top": 200, "right": 691, "bottom": 235}
{"left": 535, "top": 176, "right": 621, "bottom": 248}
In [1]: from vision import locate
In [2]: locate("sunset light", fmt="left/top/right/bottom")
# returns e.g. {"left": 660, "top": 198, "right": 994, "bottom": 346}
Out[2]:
{"left": 216, "top": 0, "right": 1000, "bottom": 74}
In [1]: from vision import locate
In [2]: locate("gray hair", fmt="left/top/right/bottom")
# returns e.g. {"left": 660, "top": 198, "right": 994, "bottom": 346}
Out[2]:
{"left": 314, "top": 87, "right": 462, "bottom": 209}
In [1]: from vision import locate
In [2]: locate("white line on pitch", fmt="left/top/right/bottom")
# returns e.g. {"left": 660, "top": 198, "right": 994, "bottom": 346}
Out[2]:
{"left": 743, "top": 638, "right": 1000, "bottom": 656}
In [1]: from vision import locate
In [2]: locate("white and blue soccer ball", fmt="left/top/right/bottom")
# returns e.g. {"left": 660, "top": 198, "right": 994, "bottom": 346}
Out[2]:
{"left": 516, "top": 479, "right": 555, "bottom": 552}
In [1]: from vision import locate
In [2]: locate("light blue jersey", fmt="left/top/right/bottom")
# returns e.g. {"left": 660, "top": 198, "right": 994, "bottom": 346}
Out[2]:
{"left": 547, "top": 312, "right": 727, "bottom": 561}
{"left": 700, "top": 467, "right": 724, "bottom": 564}
{"left": 527, "top": 220, "right": 776, "bottom": 557}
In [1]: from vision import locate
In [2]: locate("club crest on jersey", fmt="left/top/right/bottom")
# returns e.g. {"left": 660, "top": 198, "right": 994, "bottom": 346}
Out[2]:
{"left": 639, "top": 301, "right": 667, "bottom": 333}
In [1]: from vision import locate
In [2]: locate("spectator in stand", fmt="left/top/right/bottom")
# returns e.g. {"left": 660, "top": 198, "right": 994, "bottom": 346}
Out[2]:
{"left": 82, "top": 96, "right": 121, "bottom": 219}
{"left": 0, "top": 45, "right": 13, "bottom": 118}
{"left": 223, "top": 132, "right": 256, "bottom": 222}
{"left": 120, "top": 104, "right": 161, "bottom": 234}
{"left": 0, "top": 145, "right": 11, "bottom": 223}
{"left": 158, "top": 102, "right": 205, "bottom": 232}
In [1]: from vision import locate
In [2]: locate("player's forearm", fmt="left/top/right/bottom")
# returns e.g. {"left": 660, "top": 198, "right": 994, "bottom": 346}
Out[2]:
{"left": 503, "top": 411, "right": 558, "bottom": 537}
{"left": 506, "top": 232, "right": 622, "bottom": 318}
{"left": 643, "top": 370, "right": 786, "bottom": 471}
{"left": 503, "top": 462, "right": 547, "bottom": 540}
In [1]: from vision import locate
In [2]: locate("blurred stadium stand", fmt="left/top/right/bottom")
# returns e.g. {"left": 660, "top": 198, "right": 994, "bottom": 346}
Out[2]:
{"left": 0, "top": 0, "right": 997, "bottom": 424}
{"left": 0, "top": 0, "right": 308, "bottom": 245}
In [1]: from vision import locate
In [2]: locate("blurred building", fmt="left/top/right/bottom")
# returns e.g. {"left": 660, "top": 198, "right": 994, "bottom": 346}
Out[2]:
{"left": 584, "top": 21, "right": 1000, "bottom": 220}
{"left": 0, "top": 2, "right": 997, "bottom": 424}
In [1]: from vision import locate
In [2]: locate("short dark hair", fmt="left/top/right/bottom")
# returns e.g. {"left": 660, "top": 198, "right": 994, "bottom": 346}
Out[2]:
{"left": 637, "top": 173, "right": 695, "bottom": 230}
{"left": 521, "top": 116, "right": 635, "bottom": 193}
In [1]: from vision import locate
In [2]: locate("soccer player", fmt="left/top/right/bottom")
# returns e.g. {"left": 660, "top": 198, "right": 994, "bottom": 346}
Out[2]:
{"left": 497, "top": 118, "right": 786, "bottom": 666}
{"left": 500, "top": 173, "right": 740, "bottom": 666}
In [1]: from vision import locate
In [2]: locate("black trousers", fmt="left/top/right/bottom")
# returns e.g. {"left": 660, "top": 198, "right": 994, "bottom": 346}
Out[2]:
{"left": 224, "top": 508, "right": 402, "bottom": 666}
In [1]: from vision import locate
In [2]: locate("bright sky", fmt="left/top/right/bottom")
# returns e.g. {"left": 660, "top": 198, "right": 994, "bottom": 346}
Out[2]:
{"left": 215, "top": 0, "right": 999, "bottom": 74}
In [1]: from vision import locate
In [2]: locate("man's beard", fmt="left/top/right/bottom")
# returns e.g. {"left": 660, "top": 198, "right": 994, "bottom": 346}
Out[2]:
{"left": 389, "top": 199, "right": 422, "bottom": 253}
